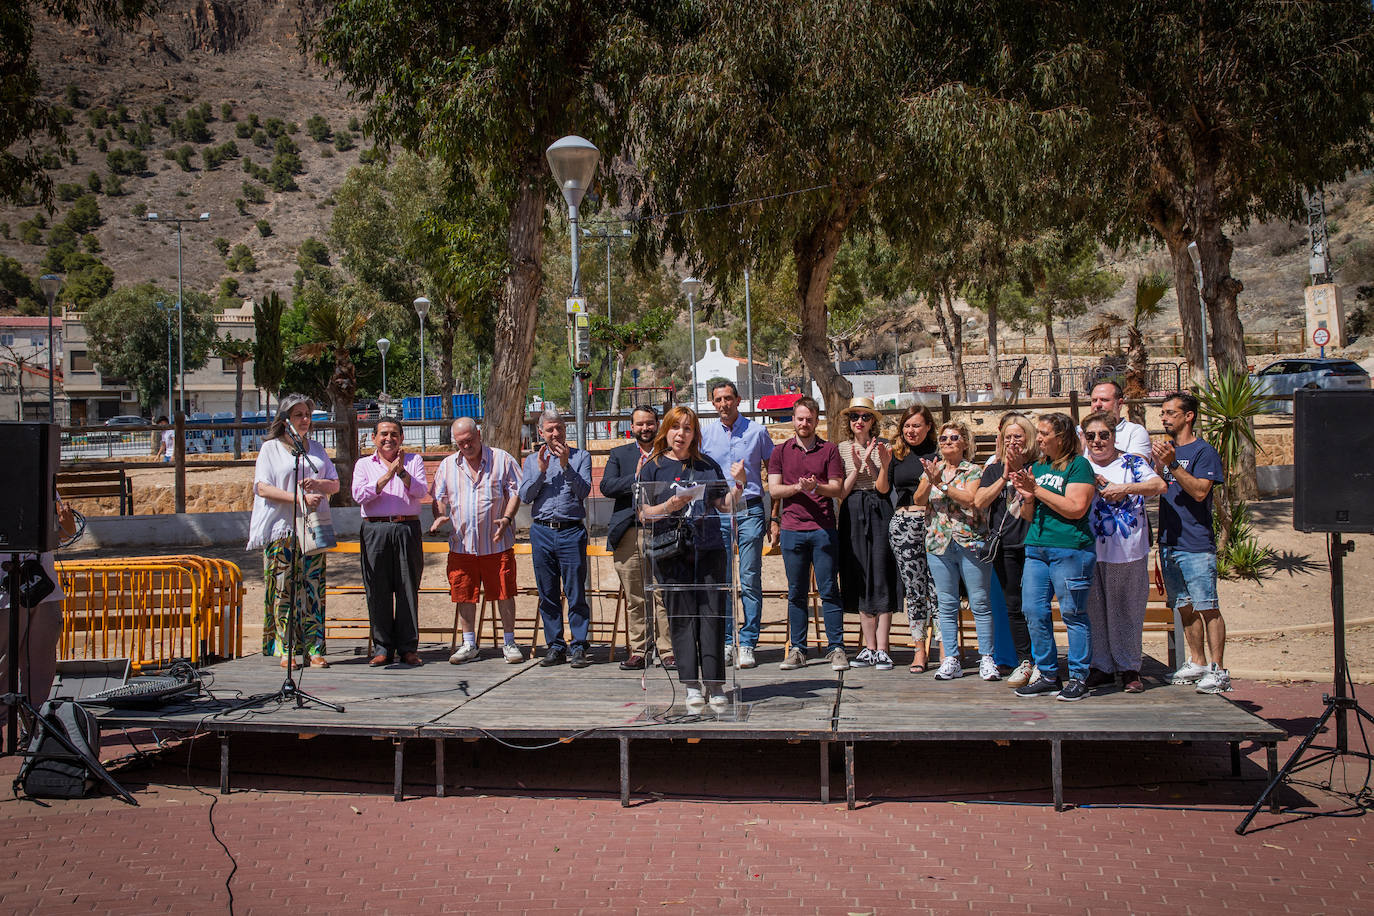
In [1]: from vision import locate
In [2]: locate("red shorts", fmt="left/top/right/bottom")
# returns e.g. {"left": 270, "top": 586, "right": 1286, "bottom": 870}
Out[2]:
{"left": 446, "top": 548, "right": 517, "bottom": 603}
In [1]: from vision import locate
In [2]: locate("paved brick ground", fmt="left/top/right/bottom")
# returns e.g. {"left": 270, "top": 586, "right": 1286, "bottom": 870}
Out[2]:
{"left": 1, "top": 679, "right": 1371, "bottom": 914}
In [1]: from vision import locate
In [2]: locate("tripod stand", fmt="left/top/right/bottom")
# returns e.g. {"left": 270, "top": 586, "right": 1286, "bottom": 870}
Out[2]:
{"left": 5, "top": 553, "right": 135, "bottom": 804}
{"left": 1237, "top": 536, "right": 1374, "bottom": 833}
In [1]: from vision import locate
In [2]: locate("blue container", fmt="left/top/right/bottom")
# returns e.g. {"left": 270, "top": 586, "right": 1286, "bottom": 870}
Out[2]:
{"left": 401, "top": 394, "right": 485, "bottom": 421}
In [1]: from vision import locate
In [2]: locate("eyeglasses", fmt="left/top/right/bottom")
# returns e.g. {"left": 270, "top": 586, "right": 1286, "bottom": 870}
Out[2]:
{"left": 938, "top": 434, "right": 962, "bottom": 443}
{"left": 1084, "top": 430, "right": 1113, "bottom": 442}
{"left": 850, "top": 415, "right": 871, "bottom": 423}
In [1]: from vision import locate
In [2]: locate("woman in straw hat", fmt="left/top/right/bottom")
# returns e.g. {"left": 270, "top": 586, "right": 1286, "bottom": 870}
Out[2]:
{"left": 836, "top": 397, "right": 897, "bottom": 670}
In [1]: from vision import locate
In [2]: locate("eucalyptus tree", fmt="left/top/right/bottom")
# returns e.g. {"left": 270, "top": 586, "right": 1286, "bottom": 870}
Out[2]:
{"left": 310, "top": 0, "right": 655, "bottom": 453}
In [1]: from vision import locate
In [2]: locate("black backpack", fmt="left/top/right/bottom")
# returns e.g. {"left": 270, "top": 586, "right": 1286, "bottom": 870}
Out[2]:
{"left": 16, "top": 699, "right": 102, "bottom": 799}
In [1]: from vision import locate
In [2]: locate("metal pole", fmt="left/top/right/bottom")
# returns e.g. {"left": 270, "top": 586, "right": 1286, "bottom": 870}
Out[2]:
{"left": 570, "top": 204, "right": 587, "bottom": 450}
{"left": 46, "top": 297, "right": 55, "bottom": 420}
{"left": 381, "top": 351, "right": 387, "bottom": 399}
{"left": 419, "top": 321, "right": 426, "bottom": 448}
{"left": 176, "top": 225, "right": 185, "bottom": 414}
{"left": 688, "top": 292, "right": 698, "bottom": 412}
{"left": 744, "top": 266, "right": 755, "bottom": 410}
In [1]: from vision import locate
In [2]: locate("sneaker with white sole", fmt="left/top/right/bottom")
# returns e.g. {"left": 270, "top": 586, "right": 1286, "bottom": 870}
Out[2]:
{"left": 933, "top": 655, "right": 963, "bottom": 680}
{"left": 850, "top": 647, "right": 875, "bottom": 668}
{"left": 684, "top": 686, "right": 706, "bottom": 711}
{"left": 873, "top": 650, "right": 894, "bottom": 671}
{"left": 1057, "top": 677, "right": 1089, "bottom": 701}
{"left": 1196, "top": 664, "right": 1232, "bottom": 694}
{"left": 449, "top": 643, "right": 480, "bottom": 664}
{"left": 1015, "top": 674, "right": 1062, "bottom": 697}
{"left": 707, "top": 686, "right": 729, "bottom": 710}
{"left": 724, "top": 645, "right": 736, "bottom": 668}
{"left": 780, "top": 647, "right": 807, "bottom": 670}
{"left": 1171, "top": 660, "right": 1210, "bottom": 685}
{"left": 979, "top": 655, "right": 1000, "bottom": 681}
{"left": 1006, "top": 660, "right": 1034, "bottom": 688}
{"left": 828, "top": 648, "right": 850, "bottom": 671}
{"left": 502, "top": 643, "right": 524, "bottom": 664}
{"left": 737, "top": 646, "right": 757, "bottom": 669}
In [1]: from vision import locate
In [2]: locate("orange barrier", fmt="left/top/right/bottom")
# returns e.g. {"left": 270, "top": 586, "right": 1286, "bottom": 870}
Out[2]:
{"left": 56, "top": 555, "right": 245, "bottom": 668}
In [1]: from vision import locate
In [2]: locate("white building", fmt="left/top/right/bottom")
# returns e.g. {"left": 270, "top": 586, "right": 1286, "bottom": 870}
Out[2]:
{"left": 691, "top": 335, "right": 775, "bottom": 409}
{"left": 0, "top": 315, "right": 63, "bottom": 421}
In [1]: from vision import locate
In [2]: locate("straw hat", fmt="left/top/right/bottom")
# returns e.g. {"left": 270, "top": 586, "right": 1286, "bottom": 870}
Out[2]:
{"left": 839, "top": 396, "right": 881, "bottom": 424}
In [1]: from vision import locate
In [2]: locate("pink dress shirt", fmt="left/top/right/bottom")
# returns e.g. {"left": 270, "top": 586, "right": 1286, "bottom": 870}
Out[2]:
{"left": 351, "top": 451, "right": 429, "bottom": 517}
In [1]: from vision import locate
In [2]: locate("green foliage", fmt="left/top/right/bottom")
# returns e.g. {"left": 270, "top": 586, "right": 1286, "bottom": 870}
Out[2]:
{"left": 227, "top": 243, "right": 257, "bottom": 273}
{"left": 19, "top": 222, "right": 43, "bottom": 245}
{"left": 252, "top": 129, "right": 270, "bottom": 149}
{"left": 56, "top": 182, "right": 82, "bottom": 202}
{"left": 105, "top": 148, "right": 147, "bottom": 175}
{"left": 274, "top": 135, "right": 300, "bottom": 156}
{"left": 64, "top": 194, "right": 102, "bottom": 234}
{"left": 298, "top": 236, "right": 330, "bottom": 269}
{"left": 221, "top": 102, "right": 235, "bottom": 121}
{"left": 0, "top": 223, "right": 8, "bottom": 239}
{"left": 253, "top": 291, "right": 287, "bottom": 399}
{"left": 200, "top": 141, "right": 239, "bottom": 170}
{"left": 131, "top": 202, "right": 146, "bottom": 218}
{"left": 305, "top": 115, "right": 331, "bottom": 142}
{"left": 103, "top": 173, "right": 124, "bottom": 196}
{"left": 171, "top": 107, "right": 213, "bottom": 143}
{"left": 256, "top": 218, "right": 272, "bottom": 237}
{"left": 86, "top": 171, "right": 102, "bottom": 193}
{"left": 241, "top": 181, "right": 265, "bottom": 204}
{"left": 264, "top": 117, "right": 286, "bottom": 139}
{"left": 234, "top": 198, "right": 247, "bottom": 215}
{"left": 347, "top": 116, "right": 361, "bottom": 133}
{"left": 333, "top": 132, "right": 355, "bottom": 152}
{"left": 266, "top": 152, "right": 302, "bottom": 190}
{"left": 1197, "top": 371, "right": 1273, "bottom": 479}
{"left": 82, "top": 233, "right": 101, "bottom": 253}
{"left": 0, "top": 255, "right": 38, "bottom": 306}
{"left": 65, "top": 84, "right": 83, "bottom": 108}
{"left": 235, "top": 122, "right": 252, "bottom": 139}
{"left": 85, "top": 282, "right": 216, "bottom": 408}
{"left": 212, "top": 236, "right": 231, "bottom": 258}
{"left": 173, "top": 145, "right": 196, "bottom": 171}
{"left": 88, "top": 107, "right": 108, "bottom": 129}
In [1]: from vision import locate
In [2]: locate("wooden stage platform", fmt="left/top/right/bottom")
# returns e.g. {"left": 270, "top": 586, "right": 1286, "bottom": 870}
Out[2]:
{"left": 91, "top": 645, "right": 1286, "bottom": 811}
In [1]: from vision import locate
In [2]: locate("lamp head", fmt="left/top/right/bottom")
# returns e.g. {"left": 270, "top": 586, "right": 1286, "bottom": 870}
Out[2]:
{"left": 545, "top": 135, "right": 600, "bottom": 214}
{"left": 199, "top": 212, "right": 210, "bottom": 221}
{"left": 146, "top": 213, "right": 159, "bottom": 221}
{"left": 413, "top": 296, "right": 431, "bottom": 320}
{"left": 39, "top": 274, "right": 63, "bottom": 304}
{"left": 377, "top": 337, "right": 390, "bottom": 356}
{"left": 680, "top": 277, "right": 701, "bottom": 300}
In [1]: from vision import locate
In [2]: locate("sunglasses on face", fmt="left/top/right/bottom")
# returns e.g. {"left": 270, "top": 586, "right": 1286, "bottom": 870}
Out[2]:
{"left": 1084, "top": 430, "right": 1113, "bottom": 442}
{"left": 938, "top": 434, "right": 961, "bottom": 443}
{"left": 850, "top": 415, "right": 871, "bottom": 423}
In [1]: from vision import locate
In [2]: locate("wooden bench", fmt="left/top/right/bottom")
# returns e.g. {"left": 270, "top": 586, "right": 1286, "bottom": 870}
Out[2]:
{"left": 57, "top": 468, "right": 134, "bottom": 515}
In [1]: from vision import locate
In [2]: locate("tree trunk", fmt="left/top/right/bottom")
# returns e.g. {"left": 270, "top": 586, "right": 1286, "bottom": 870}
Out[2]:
{"left": 793, "top": 192, "right": 864, "bottom": 434}
{"left": 328, "top": 356, "right": 358, "bottom": 507}
{"left": 931, "top": 280, "right": 967, "bottom": 401}
{"left": 233, "top": 363, "right": 244, "bottom": 459}
{"left": 485, "top": 164, "right": 546, "bottom": 457}
{"left": 1044, "top": 306, "right": 1061, "bottom": 395}
{"left": 609, "top": 353, "right": 625, "bottom": 414}
{"left": 1125, "top": 329, "right": 1149, "bottom": 424}
{"left": 985, "top": 289, "right": 1005, "bottom": 402}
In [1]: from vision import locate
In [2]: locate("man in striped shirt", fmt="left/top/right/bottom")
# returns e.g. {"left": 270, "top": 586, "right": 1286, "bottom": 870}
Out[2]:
{"left": 432, "top": 417, "right": 524, "bottom": 664}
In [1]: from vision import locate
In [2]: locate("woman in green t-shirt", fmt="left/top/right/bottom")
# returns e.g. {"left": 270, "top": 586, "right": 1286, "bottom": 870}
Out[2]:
{"left": 1008, "top": 412, "right": 1098, "bottom": 701}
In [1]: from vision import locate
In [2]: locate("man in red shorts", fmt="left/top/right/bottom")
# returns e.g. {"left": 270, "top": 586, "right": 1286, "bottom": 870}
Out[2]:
{"left": 432, "top": 416, "right": 524, "bottom": 663}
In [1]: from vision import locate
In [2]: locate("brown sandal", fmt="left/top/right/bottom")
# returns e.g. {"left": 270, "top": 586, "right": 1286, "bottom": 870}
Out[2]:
{"left": 909, "top": 647, "right": 928, "bottom": 673}
{"left": 308, "top": 655, "right": 331, "bottom": 669}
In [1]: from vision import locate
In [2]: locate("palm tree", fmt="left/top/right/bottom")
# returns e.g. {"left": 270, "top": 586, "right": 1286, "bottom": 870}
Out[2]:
{"left": 1085, "top": 271, "right": 1168, "bottom": 424}
{"left": 213, "top": 334, "right": 255, "bottom": 458}
{"left": 294, "top": 292, "right": 371, "bottom": 505}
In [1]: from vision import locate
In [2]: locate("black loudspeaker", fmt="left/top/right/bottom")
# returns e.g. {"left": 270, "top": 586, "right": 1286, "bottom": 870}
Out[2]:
{"left": 0, "top": 421, "right": 59, "bottom": 552}
{"left": 1293, "top": 389, "right": 1374, "bottom": 533}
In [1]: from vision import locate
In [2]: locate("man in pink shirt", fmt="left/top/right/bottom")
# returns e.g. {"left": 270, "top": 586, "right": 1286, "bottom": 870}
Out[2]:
{"left": 432, "top": 417, "right": 524, "bottom": 664}
{"left": 351, "top": 417, "right": 429, "bottom": 667}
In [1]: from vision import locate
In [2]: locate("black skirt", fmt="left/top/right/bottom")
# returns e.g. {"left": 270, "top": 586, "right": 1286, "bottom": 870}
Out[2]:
{"left": 838, "top": 488, "right": 897, "bottom": 615}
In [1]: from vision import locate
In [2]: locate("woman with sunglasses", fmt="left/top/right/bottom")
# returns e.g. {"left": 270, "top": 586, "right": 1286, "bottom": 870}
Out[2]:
{"left": 924, "top": 420, "right": 998, "bottom": 681}
{"left": 836, "top": 398, "right": 895, "bottom": 670}
{"left": 1081, "top": 410, "right": 1166, "bottom": 693}
{"left": 1009, "top": 412, "right": 1097, "bottom": 701}
{"left": 886, "top": 405, "right": 939, "bottom": 671}
{"left": 974, "top": 413, "right": 1040, "bottom": 688}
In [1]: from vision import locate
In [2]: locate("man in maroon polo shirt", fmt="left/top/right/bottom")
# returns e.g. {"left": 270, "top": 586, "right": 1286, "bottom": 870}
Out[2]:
{"left": 767, "top": 397, "right": 849, "bottom": 671}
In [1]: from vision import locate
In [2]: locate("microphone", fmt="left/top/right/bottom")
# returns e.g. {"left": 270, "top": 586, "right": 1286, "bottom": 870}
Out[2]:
{"left": 284, "top": 424, "right": 309, "bottom": 457}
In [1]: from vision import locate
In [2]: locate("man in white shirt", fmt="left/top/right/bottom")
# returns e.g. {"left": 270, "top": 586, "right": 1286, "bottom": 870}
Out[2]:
{"left": 1082, "top": 381, "right": 1152, "bottom": 460}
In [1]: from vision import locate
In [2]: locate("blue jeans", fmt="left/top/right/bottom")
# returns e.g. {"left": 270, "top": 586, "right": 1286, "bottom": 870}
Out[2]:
{"left": 780, "top": 528, "right": 844, "bottom": 654}
{"left": 1022, "top": 545, "right": 1097, "bottom": 681}
{"left": 1159, "top": 546, "right": 1219, "bottom": 612}
{"left": 529, "top": 522, "right": 591, "bottom": 651}
{"left": 927, "top": 541, "right": 995, "bottom": 658}
{"left": 720, "top": 504, "right": 766, "bottom": 647}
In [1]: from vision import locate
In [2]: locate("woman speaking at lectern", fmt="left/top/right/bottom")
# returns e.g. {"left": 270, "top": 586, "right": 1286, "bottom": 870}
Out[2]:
{"left": 247, "top": 394, "right": 339, "bottom": 669}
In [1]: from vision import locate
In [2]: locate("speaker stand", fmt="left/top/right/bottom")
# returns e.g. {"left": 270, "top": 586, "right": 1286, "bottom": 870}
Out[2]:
{"left": 1237, "top": 537, "right": 1374, "bottom": 833}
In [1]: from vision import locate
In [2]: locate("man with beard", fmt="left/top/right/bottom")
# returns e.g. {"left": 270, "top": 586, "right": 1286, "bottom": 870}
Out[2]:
{"left": 600, "top": 405, "right": 672, "bottom": 670}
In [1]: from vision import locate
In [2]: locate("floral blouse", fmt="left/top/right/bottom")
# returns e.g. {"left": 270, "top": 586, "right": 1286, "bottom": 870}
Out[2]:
{"left": 924, "top": 460, "right": 985, "bottom": 554}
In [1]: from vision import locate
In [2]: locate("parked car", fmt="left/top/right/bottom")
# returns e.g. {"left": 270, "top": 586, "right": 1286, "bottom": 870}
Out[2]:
{"left": 103, "top": 415, "right": 147, "bottom": 427}
{"left": 1251, "top": 357, "right": 1371, "bottom": 412}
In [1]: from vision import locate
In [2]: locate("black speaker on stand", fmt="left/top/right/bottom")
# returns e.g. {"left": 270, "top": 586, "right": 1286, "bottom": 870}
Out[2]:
{"left": 1238, "top": 389, "right": 1374, "bottom": 832}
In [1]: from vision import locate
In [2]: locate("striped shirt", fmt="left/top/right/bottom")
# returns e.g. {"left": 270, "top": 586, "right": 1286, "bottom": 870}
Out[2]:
{"left": 433, "top": 446, "right": 521, "bottom": 557}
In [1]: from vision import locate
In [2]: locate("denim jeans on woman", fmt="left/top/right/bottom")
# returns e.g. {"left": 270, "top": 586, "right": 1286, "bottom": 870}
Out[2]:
{"left": 927, "top": 541, "right": 995, "bottom": 657}
{"left": 1021, "top": 545, "right": 1097, "bottom": 681}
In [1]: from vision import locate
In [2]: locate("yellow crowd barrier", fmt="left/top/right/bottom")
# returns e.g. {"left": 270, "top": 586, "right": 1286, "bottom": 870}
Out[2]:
{"left": 56, "top": 555, "right": 245, "bottom": 670}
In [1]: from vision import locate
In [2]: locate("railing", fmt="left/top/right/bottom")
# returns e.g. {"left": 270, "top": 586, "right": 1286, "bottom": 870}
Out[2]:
{"left": 937, "top": 330, "right": 1308, "bottom": 359}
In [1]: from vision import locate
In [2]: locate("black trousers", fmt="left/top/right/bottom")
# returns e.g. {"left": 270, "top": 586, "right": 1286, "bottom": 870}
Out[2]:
{"left": 661, "top": 547, "right": 729, "bottom": 684}
{"left": 360, "top": 519, "right": 424, "bottom": 655}
{"left": 990, "top": 543, "right": 1033, "bottom": 662}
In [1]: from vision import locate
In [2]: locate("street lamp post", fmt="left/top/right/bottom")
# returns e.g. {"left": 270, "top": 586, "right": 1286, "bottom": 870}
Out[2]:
{"left": 145, "top": 212, "right": 209, "bottom": 414}
{"left": 39, "top": 274, "right": 62, "bottom": 421}
{"left": 413, "top": 298, "right": 430, "bottom": 448}
{"left": 680, "top": 277, "right": 701, "bottom": 412}
{"left": 377, "top": 337, "right": 390, "bottom": 407}
{"left": 743, "top": 264, "right": 755, "bottom": 411}
{"left": 155, "top": 300, "right": 176, "bottom": 414}
{"left": 546, "top": 135, "right": 601, "bottom": 450}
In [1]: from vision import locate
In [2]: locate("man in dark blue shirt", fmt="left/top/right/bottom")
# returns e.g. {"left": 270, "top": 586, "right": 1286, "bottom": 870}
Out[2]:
{"left": 1152, "top": 392, "right": 1228, "bottom": 694}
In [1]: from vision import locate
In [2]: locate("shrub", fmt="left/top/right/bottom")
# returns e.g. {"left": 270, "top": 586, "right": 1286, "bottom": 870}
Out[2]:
{"left": 129, "top": 122, "right": 153, "bottom": 150}
{"left": 256, "top": 218, "right": 272, "bottom": 237}
{"left": 235, "top": 198, "right": 247, "bottom": 215}
{"left": 19, "top": 222, "right": 43, "bottom": 245}
{"left": 151, "top": 104, "right": 168, "bottom": 126}
{"left": 241, "top": 182, "right": 265, "bottom": 204}
{"left": 114, "top": 104, "right": 128, "bottom": 122}
{"left": 103, "top": 174, "right": 124, "bottom": 196}
{"left": 212, "top": 237, "right": 230, "bottom": 258}
{"left": 220, "top": 276, "right": 240, "bottom": 297}
{"left": 48, "top": 224, "right": 77, "bottom": 247}
{"left": 298, "top": 236, "right": 330, "bottom": 268}
{"left": 97, "top": 137, "right": 108, "bottom": 152}
{"left": 82, "top": 233, "right": 102, "bottom": 253}
{"left": 64, "top": 194, "right": 102, "bottom": 234}
{"left": 264, "top": 117, "right": 286, "bottom": 138}
{"left": 274, "top": 135, "right": 300, "bottom": 156}
{"left": 0, "top": 222, "right": 7, "bottom": 239}
{"left": 228, "top": 243, "right": 257, "bottom": 272}
{"left": 221, "top": 102, "right": 235, "bottom": 121}
{"left": 56, "top": 183, "right": 83, "bottom": 202}
{"left": 247, "top": 113, "right": 260, "bottom": 129}
{"left": 348, "top": 115, "right": 361, "bottom": 132}
{"left": 53, "top": 105, "right": 75, "bottom": 125}
{"left": 305, "top": 115, "right": 331, "bottom": 142}
{"left": 174, "top": 145, "right": 196, "bottom": 171}
{"left": 106, "top": 148, "right": 146, "bottom": 175}
{"left": 86, "top": 171, "right": 103, "bottom": 193}
{"left": 253, "top": 129, "right": 270, "bottom": 150}
{"left": 65, "top": 83, "right": 83, "bottom": 108}
{"left": 333, "top": 132, "right": 355, "bottom": 152}
{"left": 235, "top": 122, "right": 252, "bottom": 139}
{"left": 88, "top": 107, "right": 108, "bottom": 128}
{"left": 267, "top": 152, "right": 302, "bottom": 191}
{"left": 131, "top": 202, "right": 147, "bottom": 218}
{"left": 85, "top": 127, "right": 96, "bottom": 145}
{"left": 358, "top": 146, "right": 383, "bottom": 165}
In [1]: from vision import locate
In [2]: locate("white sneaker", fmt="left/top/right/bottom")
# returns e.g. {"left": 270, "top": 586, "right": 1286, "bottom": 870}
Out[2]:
{"left": 449, "top": 643, "right": 480, "bottom": 664}
{"left": 1171, "top": 660, "right": 1209, "bottom": 685}
{"left": 850, "top": 647, "right": 875, "bottom": 668}
{"left": 1006, "top": 660, "right": 1034, "bottom": 688}
{"left": 502, "top": 643, "right": 524, "bottom": 664}
{"left": 1196, "top": 664, "right": 1232, "bottom": 694}
{"left": 934, "top": 655, "right": 963, "bottom": 680}
{"left": 707, "top": 685, "right": 729, "bottom": 710}
{"left": 684, "top": 686, "right": 706, "bottom": 711}
{"left": 737, "top": 646, "right": 757, "bottom": 669}
{"left": 828, "top": 648, "right": 850, "bottom": 671}
{"left": 724, "top": 645, "right": 736, "bottom": 668}
{"left": 979, "top": 655, "right": 1000, "bottom": 681}
{"left": 873, "top": 651, "right": 894, "bottom": 671}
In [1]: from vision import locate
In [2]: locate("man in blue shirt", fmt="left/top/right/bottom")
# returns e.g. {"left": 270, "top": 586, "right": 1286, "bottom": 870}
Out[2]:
{"left": 1151, "top": 392, "right": 1228, "bottom": 694}
{"left": 700, "top": 381, "right": 774, "bottom": 669}
{"left": 519, "top": 408, "right": 594, "bottom": 668}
